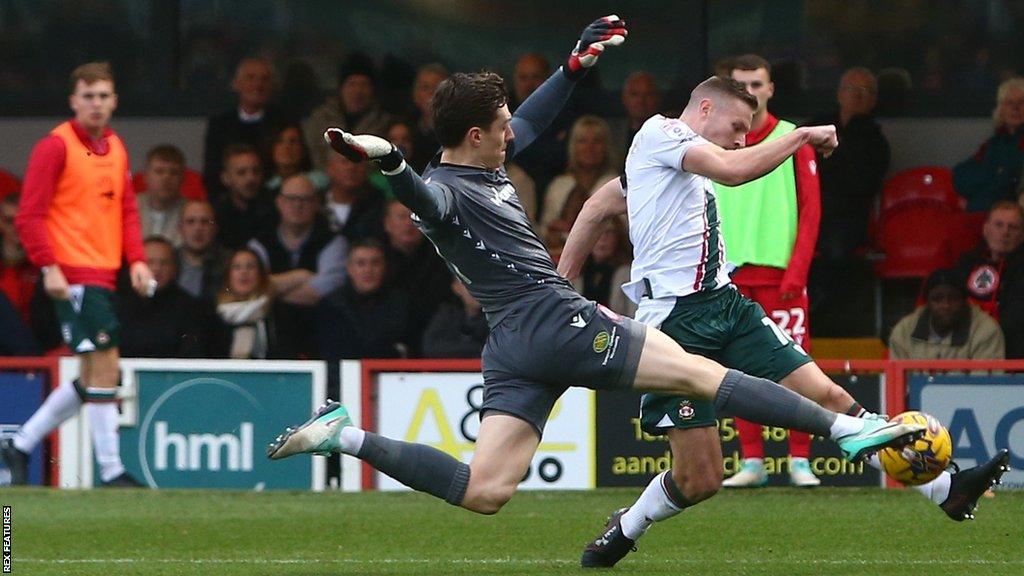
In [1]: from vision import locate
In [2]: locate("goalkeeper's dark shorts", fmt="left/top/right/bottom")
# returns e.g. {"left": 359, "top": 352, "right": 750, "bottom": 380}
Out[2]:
{"left": 481, "top": 293, "right": 645, "bottom": 436}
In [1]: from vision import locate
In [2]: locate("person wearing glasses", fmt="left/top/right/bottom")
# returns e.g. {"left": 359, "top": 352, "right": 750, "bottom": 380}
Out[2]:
{"left": 248, "top": 174, "right": 346, "bottom": 358}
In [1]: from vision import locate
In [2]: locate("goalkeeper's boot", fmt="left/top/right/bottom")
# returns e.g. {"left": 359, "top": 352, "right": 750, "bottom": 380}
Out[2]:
{"left": 1, "top": 437, "right": 29, "bottom": 485}
{"left": 836, "top": 418, "right": 925, "bottom": 462}
{"left": 940, "top": 449, "right": 1010, "bottom": 522}
{"left": 267, "top": 400, "right": 351, "bottom": 460}
{"left": 581, "top": 508, "right": 637, "bottom": 568}
{"left": 722, "top": 458, "right": 768, "bottom": 488}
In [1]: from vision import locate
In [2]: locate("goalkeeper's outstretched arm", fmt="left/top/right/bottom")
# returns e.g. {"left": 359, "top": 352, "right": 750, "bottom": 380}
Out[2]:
{"left": 324, "top": 128, "right": 452, "bottom": 224}
{"left": 510, "top": 15, "right": 627, "bottom": 158}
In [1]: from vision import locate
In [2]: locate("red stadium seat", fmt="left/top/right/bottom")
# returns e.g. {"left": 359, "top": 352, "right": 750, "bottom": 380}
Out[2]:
{"left": 0, "top": 168, "right": 21, "bottom": 198}
{"left": 873, "top": 201, "right": 959, "bottom": 278}
{"left": 880, "top": 166, "right": 962, "bottom": 212}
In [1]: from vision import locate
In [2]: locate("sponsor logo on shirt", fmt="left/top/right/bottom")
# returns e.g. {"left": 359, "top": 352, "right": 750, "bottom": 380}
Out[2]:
{"left": 488, "top": 184, "right": 516, "bottom": 206}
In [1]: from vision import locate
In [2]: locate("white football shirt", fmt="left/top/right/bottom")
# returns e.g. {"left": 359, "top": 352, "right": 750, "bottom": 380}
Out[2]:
{"left": 622, "top": 115, "right": 731, "bottom": 304}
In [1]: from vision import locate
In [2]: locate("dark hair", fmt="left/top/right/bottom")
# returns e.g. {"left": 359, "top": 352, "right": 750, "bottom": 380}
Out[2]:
{"left": 69, "top": 61, "right": 114, "bottom": 93}
{"left": 219, "top": 247, "right": 272, "bottom": 304}
{"left": 431, "top": 72, "right": 508, "bottom": 148}
{"left": 146, "top": 144, "right": 186, "bottom": 167}
{"left": 263, "top": 122, "right": 313, "bottom": 175}
{"left": 338, "top": 51, "right": 377, "bottom": 86}
{"left": 924, "top": 268, "right": 966, "bottom": 300}
{"left": 690, "top": 76, "right": 758, "bottom": 111}
{"left": 730, "top": 54, "right": 772, "bottom": 74}
{"left": 222, "top": 143, "right": 261, "bottom": 168}
{"left": 349, "top": 236, "right": 386, "bottom": 255}
{"left": 142, "top": 235, "right": 179, "bottom": 267}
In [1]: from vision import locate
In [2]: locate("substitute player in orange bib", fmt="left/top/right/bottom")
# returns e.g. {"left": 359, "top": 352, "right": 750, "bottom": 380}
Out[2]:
{"left": 1, "top": 62, "right": 153, "bottom": 487}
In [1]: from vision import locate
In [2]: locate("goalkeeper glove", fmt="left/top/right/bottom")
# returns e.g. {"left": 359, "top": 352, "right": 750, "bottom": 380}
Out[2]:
{"left": 564, "top": 14, "right": 628, "bottom": 81}
{"left": 323, "top": 127, "right": 406, "bottom": 174}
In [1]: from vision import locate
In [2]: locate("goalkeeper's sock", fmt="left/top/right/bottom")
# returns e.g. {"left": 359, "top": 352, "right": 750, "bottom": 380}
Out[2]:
{"left": 714, "top": 370, "right": 837, "bottom": 437}
{"left": 356, "top": 432, "right": 471, "bottom": 506}
{"left": 619, "top": 471, "right": 692, "bottom": 540}
{"left": 865, "top": 453, "right": 951, "bottom": 504}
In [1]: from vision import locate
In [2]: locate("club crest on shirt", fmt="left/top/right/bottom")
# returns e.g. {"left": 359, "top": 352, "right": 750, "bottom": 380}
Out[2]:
{"left": 968, "top": 265, "right": 998, "bottom": 297}
{"left": 678, "top": 400, "right": 695, "bottom": 420}
{"left": 593, "top": 331, "right": 610, "bottom": 353}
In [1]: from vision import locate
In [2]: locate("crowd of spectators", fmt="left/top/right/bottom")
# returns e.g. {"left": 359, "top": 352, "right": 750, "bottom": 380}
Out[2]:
{"left": 2, "top": 52, "right": 1023, "bottom": 368}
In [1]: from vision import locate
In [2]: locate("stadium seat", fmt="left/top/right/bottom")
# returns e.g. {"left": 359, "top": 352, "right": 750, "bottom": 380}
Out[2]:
{"left": 0, "top": 168, "right": 21, "bottom": 198}
{"left": 880, "top": 166, "right": 962, "bottom": 212}
{"left": 873, "top": 201, "right": 959, "bottom": 278}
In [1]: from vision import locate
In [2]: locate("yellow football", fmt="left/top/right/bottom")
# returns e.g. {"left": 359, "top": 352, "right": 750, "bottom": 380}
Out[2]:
{"left": 879, "top": 411, "right": 953, "bottom": 486}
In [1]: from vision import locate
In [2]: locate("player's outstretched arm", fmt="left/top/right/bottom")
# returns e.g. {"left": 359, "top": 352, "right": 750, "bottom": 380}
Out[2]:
{"left": 324, "top": 128, "right": 452, "bottom": 223}
{"left": 510, "top": 15, "right": 627, "bottom": 157}
{"left": 558, "top": 176, "right": 627, "bottom": 280}
{"left": 682, "top": 125, "right": 837, "bottom": 186}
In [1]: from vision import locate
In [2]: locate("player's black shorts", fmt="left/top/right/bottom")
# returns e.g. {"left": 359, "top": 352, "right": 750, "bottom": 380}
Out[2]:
{"left": 481, "top": 292, "right": 646, "bottom": 435}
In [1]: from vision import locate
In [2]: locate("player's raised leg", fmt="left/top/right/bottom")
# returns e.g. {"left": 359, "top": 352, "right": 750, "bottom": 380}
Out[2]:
{"left": 582, "top": 426, "right": 721, "bottom": 567}
{"left": 631, "top": 325, "right": 924, "bottom": 461}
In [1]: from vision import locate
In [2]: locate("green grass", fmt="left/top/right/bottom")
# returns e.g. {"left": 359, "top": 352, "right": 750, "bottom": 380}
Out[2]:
{"left": 1, "top": 487, "right": 1022, "bottom": 575}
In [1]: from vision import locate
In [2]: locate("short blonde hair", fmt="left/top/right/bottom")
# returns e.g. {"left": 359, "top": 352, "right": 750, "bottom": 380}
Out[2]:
{"left": 567, "top": 115, "right": 617, "bottom": 175}
{"left": 993, "top": 77, "right": 1024, "bottom": 126}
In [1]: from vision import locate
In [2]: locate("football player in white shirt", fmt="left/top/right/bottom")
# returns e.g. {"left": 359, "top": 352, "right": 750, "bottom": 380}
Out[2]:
{"left": 561, "top": 75, "right": 1011, "bottom": 568}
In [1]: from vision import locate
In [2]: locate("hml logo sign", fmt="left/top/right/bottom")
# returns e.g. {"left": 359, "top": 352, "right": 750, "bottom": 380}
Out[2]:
{"left": 153, "top": 421, "right": 254, "bottom": 471}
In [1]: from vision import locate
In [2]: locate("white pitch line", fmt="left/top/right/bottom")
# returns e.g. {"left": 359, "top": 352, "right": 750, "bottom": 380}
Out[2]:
{"left": 17, "top": 557, "right": 1024, "bottom": 566}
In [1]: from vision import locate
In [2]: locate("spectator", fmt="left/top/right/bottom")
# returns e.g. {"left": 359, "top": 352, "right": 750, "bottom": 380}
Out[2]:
{"left": 212, "top": 144, "right": 274, "bottom": 249}
{"left": 137, "top": 144, "right": 186, "bottom": 246}
{"left": 316, "top": 238, "right": 414, "bottom": 360}
{"left": 508, "top": 52, "right": 572, "bottom": 203}
{"left": 263, "top": 122, "right": 328, "bottom": 195}
{"left": 510, "top": 53, "right": 551, "bottom": 109}
{"left": 541, "top": 115, "right": 619, "bottom": 244}
{"left": 953, "top": 77, "right": 1024, "bottom": 213}
{"left": 408, "top": 63, "right": 449, "bottom": 171}
{"left": 203, "top": 58, "right": 287, "bottom": 195}
{"left": 217, "top": 248, "right": 277, "bottom": 359}
{"left": 610, "top": 71, "right": 663, "bottom": 157}
{"left": 0, "top": 290, "right": 38, "bottom": 356}
{"left": 387, "top": 119, "right": 416, "bottom": 159}
{"left": 889, "top": 269, "right": 1004, "bottom": 360}
{"left": 324, "top": 152, "right": 386, "bottom": 242}
{"left": 0, "top": 194, "right": 38, "bottom": 324}
{"left": 573, "top": 218, "right": 634, "bottom": 317}
{"left": 382, "top": 199, "right": 452, "bottom": 350}
{"left": 249, "top": 174, "right": 347, "bottom": 358}
{"left": 118, "top": 237, "right": 217, "bottom": 359}
{"left": 422, "top": 276, "right": 488, "bottom": 358}
{"left": 303, "top": 52, "right": 394, "bottom": 170}
{"left": 953, "top": 201, "right": 1024, "bottom": 357}
{"left": 176, "top": 200, "right": 229, "bottom": 303}
{"left": 811, "top": 67, "right": 890, "bottom": 260}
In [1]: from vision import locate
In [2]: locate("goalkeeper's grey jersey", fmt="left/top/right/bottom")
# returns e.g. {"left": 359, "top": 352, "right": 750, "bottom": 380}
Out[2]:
{"left": 415, "top": 161, "right": 577, "bottom": 328}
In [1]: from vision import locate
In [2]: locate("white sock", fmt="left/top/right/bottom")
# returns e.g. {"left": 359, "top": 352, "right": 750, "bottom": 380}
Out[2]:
{"left": 828, "top": 413, "right": 864, "bottom": 439}
{"left": 338, "top": 426, "right": 366, "bottom": 456}
{"left": 619, "top": 471, "right": 683, "bottom": 540}
{"left": 865, "top": 454, "right": 951, "bottom": 504}
{"left": 86, "top": 402, "right": 125, "bottom": 482}
{"left": 12, "top": 381, "right": 82, "bottom": 453}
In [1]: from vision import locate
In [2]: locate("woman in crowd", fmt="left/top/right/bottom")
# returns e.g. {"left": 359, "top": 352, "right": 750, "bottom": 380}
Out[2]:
{"left": 216, "top": 248, "right": 278, "bottom": 359}
{"left": 541, "top": 115, "right": 619, "bottom": 249}
{"left": 263, "top": 122, "right": 329, "bottom": 195}
{"left": 954, "top": 77, "right": 1024, "bottom": 212}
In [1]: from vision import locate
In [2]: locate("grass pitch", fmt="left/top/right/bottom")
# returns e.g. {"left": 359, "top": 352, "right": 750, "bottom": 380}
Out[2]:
{"left": 2, "top": 487, "right": 1022, "bottom": 575}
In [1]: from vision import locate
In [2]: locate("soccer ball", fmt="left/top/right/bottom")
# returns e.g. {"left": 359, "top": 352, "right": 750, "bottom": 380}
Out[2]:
{"left": 878, "top": 411, "right": 952, "bottom": 486}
